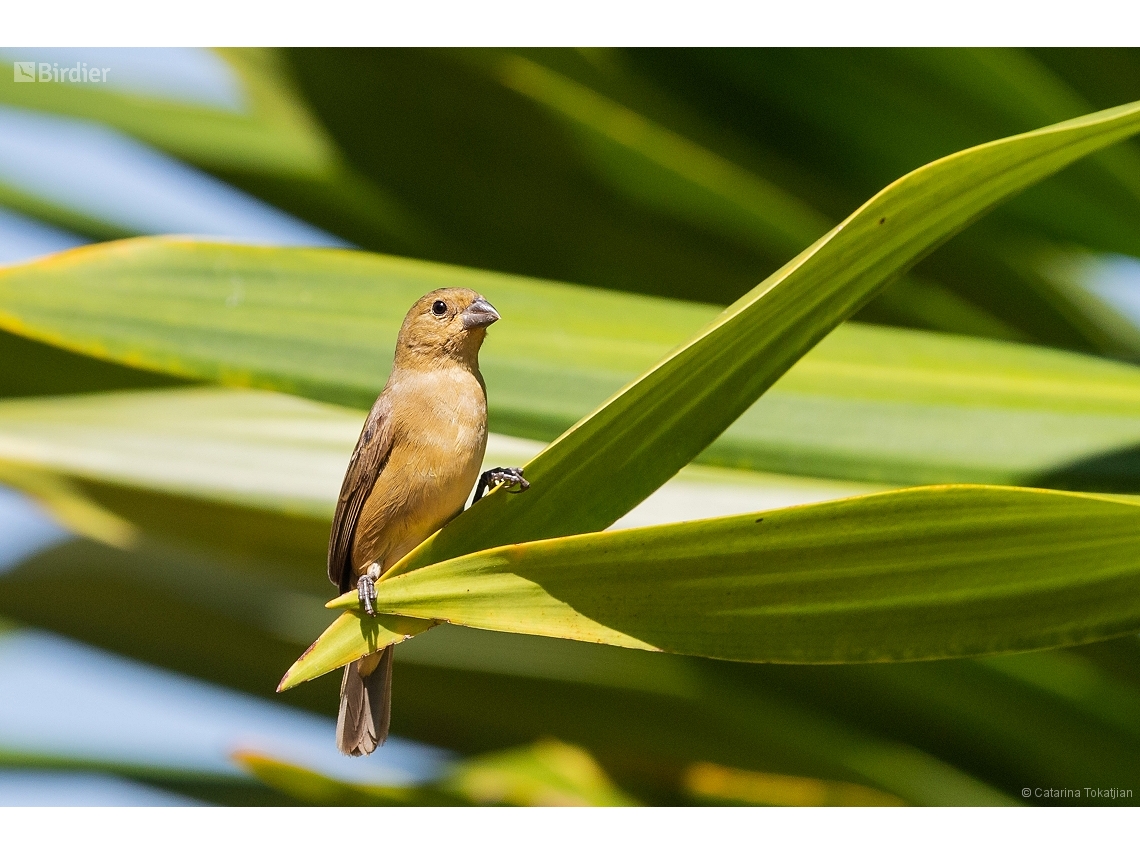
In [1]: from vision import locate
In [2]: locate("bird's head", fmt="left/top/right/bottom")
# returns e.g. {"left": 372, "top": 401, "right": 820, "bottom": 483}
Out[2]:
{"left": 393, "top": 288, "right": 500, "bottom": 369}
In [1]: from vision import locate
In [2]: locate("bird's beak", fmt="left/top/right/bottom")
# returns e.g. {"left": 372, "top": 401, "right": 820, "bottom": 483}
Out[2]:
{"left": 462, "top": 297, "right": 500, "bottom": 329}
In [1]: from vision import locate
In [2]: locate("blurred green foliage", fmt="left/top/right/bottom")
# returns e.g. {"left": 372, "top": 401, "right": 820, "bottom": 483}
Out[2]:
{"left": 1, "top": 49, "right": 1139, "bottom": 807}
{"left": 281, "top": 48, "right": 1140, "bottom": 356}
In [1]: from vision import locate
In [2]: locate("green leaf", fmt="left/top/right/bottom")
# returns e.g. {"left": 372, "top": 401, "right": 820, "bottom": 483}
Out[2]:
{"left": 979, "top": 646, "right": 1140, "bottom": 743}
{"left": 20, "top": 452, "right": 1136, "bottom": 806}
{"left": 0, "top": 237, "right": 705, "bottom": 421}
{"left": 284, "top": 48, "right": 1138, "bottom": 351}
{"left": 284, "top": 47, "right": 788, "bottom": 307}
{"left": 0, "top": 325, "right": 187, "bottom": 399}
{"left": 390, "top": 98, "right": 1140, "bottom": 579}
{"left": 2, "top": 537, "right": 1011, "bottom": 805}
{"left": 489, "top": 53, "right": 1020, "bottom": 342}
{"left": 0, "top": 385, "right": 373, "bottom": 518}
{"left": 671, "top": 49, "right": 1140, "bottom": 262}
{"left": 698, "top": 321, "right": 1140, "bottom": 490}
{"left": 611, "top": 48, "right": 1140, "bottom": 355}
{"left": 491, "top": 53, "right": 833, "bottom": 260}
{"left": 275, "top": 612, "right": 435, "bottom": 692}
{"left": 282, "top": 487, "right": 1140, "bottom": 680}
{"left": 0, "top": 386, "right": 875, "bottom": 525}
{"left": 9, "top": 100, "right": 1140, "bottom": 689}
{"left": 766, "top": 648, "right": 1140, "bottom": 803}
{"left": 7, "top": 246, "right": 1140, "bottom": 490}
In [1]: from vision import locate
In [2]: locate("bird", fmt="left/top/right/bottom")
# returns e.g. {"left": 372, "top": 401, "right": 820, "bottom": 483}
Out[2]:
{"left": 328, "top": 287, "right": 528, "bottom": 756}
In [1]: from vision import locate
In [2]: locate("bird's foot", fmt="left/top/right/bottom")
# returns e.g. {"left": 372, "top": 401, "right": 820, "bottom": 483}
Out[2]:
{"left": 357, "top": 562, "right": 381, "bottom": 617}
{"left": 473, "top": 467, "right": 530, "bottom": 503}
{"left": 489, "top": 467, "right": 529, "bottom": 493}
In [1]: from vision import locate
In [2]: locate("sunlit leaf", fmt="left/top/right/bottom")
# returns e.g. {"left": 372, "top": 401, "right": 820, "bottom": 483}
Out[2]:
{"left": 490, "top": 53, "right": 1016, "bottom": 341}
{"left": 285, "top": 487, "right": 1140, "bottom": 676}
{"left": 0, "top": 544, "right": 1017, "bottom": 805}
{"left": 286, "top": 48, "right": 1140, "bottom": 351}
{"left": 8, "top": 50, "right": 1140, "bottom": 809}
{"left": 5, "top": 241, "right": 1140, "bottom": 490}
{"left": 0, "top": 387, "right": 876, "bottom": 525}
{"left": 391, "top": 98, "right": 1140, "bottom": 577}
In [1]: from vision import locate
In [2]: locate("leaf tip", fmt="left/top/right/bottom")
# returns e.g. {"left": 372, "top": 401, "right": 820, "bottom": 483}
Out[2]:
{"left": 277, "top": 638, "right": 319, "bottom": 692}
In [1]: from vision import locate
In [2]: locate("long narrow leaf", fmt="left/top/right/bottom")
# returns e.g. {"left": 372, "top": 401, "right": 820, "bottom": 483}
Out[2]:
{"left": 280, "top": 486, "right": 1140, "bottom": 688}
{"left": 490, "top": 53, "right": 1015, "bottom": 340}
{"left": 6, "top": 243, "right": 1140, "bottom": 489}
{"left": 393, "top": 99, "right": 1140, "bottom": 577}
{"left": 2, "top": 538, "right": 1012, "bottom": 804}
{"left": 0, "top": 387, "right": 873, "bottom": 526}
{"left": 270, "top": 101, "right": 1140, "bottom": 678}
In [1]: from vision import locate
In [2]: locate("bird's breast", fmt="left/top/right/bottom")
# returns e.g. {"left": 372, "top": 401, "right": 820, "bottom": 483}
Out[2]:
{"left": 351, "top": 365, "right": 488, "bottom": 574}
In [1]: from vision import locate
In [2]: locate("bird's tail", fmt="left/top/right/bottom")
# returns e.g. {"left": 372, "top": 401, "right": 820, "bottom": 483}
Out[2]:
{"left": 336, "top": 645, "right": 394, "bottom": 756}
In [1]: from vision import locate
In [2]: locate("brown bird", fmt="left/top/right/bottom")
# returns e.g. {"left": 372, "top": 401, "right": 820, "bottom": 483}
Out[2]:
{"left": 328, "top": 288, "right": 527, "bottom": 756}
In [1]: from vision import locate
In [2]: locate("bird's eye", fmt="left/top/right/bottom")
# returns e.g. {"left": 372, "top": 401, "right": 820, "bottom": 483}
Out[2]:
{"left": 431, "top": 300, "right": 448, "bottom": 317}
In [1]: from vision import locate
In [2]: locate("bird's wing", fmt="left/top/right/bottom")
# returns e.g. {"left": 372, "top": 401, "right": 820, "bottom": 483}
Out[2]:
{"left": 329, "top": 394, "right": 395, "bottom": 592}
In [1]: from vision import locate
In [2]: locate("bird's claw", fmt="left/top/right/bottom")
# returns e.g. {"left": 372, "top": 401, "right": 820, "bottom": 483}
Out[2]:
{"left": 357, "top": 563, "right": 380, "bottom": 617}
{"left": 473, "top": 467, "right": 530, "bottom": 503}
{"left": 491, "top": 467, "right": 530, "bottom": 493}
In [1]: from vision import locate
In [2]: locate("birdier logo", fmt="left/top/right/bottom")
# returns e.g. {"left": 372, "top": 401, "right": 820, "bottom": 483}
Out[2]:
{"left": 12, "top": 61, "right": 110, "bottom": 83}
